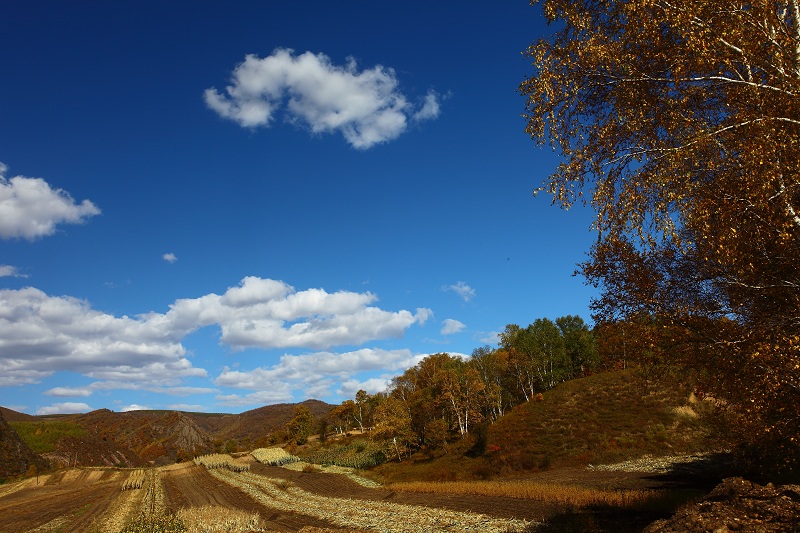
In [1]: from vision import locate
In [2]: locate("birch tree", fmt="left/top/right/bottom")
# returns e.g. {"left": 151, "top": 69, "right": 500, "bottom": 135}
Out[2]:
{"left": 520, "top": 0, "right": 800, "bottom": 466}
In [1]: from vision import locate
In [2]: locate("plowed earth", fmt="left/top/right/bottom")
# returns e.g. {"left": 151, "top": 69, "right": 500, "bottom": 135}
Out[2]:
{"left": 0, "top": 469, "right": 124, "bottom": 533}
{"left": 0, "top": 462, "right": 561, "bottom": 532}
{"left": 249, "top": 463, "right": 549, "bottom": 522}
{"left": 161, "top": 463, "right": 339, "bottom": 531}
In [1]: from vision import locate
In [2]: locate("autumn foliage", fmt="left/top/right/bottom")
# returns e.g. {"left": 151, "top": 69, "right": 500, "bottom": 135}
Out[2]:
{"left": 520, "top": 0, "right": 800, "bottom": 470}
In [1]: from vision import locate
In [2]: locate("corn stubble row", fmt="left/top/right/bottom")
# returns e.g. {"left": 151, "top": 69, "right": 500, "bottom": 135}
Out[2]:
{"left": 122, "top": 469, "right": 147, "bottom": 490}
{"left": 193, "top": 454, "right": 251, "bottom": 472}
{"left": 209, "top": 468, "right": 529, "bottom": 532}
{"left": 250, "top": 447, "right": 300, "bottom": 466}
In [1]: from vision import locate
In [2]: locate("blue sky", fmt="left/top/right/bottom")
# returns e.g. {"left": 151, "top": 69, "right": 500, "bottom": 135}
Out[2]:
{"left": 0, "top": 1, "right": 597, "bottom": 415}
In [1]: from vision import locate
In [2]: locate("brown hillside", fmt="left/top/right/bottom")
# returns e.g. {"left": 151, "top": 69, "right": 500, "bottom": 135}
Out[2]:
{"left": 212, "top": 399, "right": 334, "bottom": 441}
{"left": 487, "top": 369, "right": 720, "bottom": 473}
{"left": 0, "top": 406, "right": 37, "bottom": 423}
{"left": 0, "top": 410, "right": 48, "bottom": 480}
{"left": 74, "top": 409, "right": 216, "bottom": 464}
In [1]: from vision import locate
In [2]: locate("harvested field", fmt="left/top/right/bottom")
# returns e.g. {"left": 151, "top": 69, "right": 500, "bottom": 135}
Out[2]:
{"left": 0, "top": 468, "right": 125, "bottom": 532}
{"left": 160, "top": 462, "right": 339, "bottom": 531}
{"left": 1, "top": 462, "right": 589, "bottom": 532}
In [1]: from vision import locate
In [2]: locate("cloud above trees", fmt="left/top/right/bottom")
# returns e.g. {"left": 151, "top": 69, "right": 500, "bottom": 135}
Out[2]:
{"left": 204, "top": 49, "right": 441, "bottom": 149}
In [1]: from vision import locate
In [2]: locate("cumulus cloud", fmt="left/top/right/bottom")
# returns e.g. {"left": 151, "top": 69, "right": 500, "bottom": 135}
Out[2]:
{"left": 217, "top": 389, "right": 294, "bottom": 407}
{"left": 36, "top": 402, "right": 91, "bottom": 415}
{"left": 162, "top": 253, "right": 177, "bottom": 263}
{"left": 440, "top": 318, "right": 466, "bottom": 335}
{"left": 479, "top": 331, "right": 502, "bottom": 345}
{"left": 44, "top": 387, "right": 92, "bottom": 397}
{"left": 121, "top": 404, "right": 150, "bottom": 412}
{"left": 338, "top": 377, "right": 391, "bottom": 397}
{"left": 0, "top": 287, "right": 201, "bottom": 388}
{"left": 215, "top": 347, "right": 425, "bottom": 405}
{"left": 0, "top": 265, "right": 27, "bottom": 278}
{"left": 444, "top": 281, "right": 476, "bottom": 302}
{"left": 0, "top": 163, "right": 100, "bottom": 240}
{"left": 205, "top": 49, "right": 441, "bottom": 149}
{"left": 0, "top": 278, "right": 429, "bottom": 391}
{"left": 161, "top": 276, "right": 431, "bottom": 350}
{"left": 168, "top": 404, "right": 207, "bottom": 412}
{"left": 413, "top": 90, "right": 442, "bottom": 122}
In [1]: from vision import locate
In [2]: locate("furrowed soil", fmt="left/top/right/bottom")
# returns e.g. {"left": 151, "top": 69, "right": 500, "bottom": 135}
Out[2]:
{"left": 249, "top": 462, "right": 550, "bottom": 522}
{"left": 1, "top": 459, "right": 703, "bottom": 532}
{"left": 160, "top": 462, "right": 339, "bottom": 531}
{"left": 0, "top": 468, "right": 124, "bottom": 532}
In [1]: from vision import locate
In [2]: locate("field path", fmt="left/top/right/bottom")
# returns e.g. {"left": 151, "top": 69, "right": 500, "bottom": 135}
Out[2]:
{"left": 160, "top": 463, "right": 339, "bottom": 531}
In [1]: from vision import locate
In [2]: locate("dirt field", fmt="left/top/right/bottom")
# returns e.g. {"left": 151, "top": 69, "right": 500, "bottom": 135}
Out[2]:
{"left": 161, "top": 462, "right": 340, "bottom": 531}
{"left": 2, "top": 458, "right": 686, "bottom": 532}
{"left": 0, "top": 469, "right": 125, "bottom": 532}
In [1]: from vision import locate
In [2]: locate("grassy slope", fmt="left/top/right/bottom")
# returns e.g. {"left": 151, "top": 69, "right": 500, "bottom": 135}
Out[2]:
{"left": 374, "top": 369, "right": 719, "bottom": 483}
{"left": 487, "top": 369, "right": 717, "bottom": 474}
{"left": 8, "top": 420, "right": 87, "bottom": 454}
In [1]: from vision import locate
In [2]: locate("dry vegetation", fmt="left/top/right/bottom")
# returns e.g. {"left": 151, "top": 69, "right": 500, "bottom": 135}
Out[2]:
{"left": 250, "top": 447, "right": 300, "bottom": 466}
{"left": 388, "top": 479, "right": 654, "bottom": 508}
{"left": 209, "top": 468, "right": 530, "bottom": 532}
{"left": 175, "top": 505, "right": 264, "bottom": 533}
{"left": 193, "top": 454, "right": 250, "bottom": 472}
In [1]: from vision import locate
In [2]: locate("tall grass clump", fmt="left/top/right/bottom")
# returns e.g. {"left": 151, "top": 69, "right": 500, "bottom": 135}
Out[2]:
{"left": 251, "top": 448, "right": 300, "bottom": 466}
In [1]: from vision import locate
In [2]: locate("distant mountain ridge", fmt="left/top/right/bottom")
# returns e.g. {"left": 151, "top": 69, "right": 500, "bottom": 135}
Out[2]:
{"left": 1, "top": 399, "right": 334, "bottom": 468}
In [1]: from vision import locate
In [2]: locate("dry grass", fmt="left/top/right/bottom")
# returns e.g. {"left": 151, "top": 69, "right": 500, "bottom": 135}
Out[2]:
{"left": 193, "top": 454, "right": 250, "bottom": 472}
{"left": 176, "top": 505, "right": 264, "bottom": 533}
{"left": 122, "top": 469, "right": 146, "bottom": 490}
{"left": 388, "top": 479, "right": 655, "bottom": 508}
{"left": 251, "top": 447, "right": 299, "bottom": 466}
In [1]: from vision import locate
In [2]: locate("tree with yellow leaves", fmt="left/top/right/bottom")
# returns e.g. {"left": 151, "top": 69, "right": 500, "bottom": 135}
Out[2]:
{"left": 520, "top": 0, "right": 800, "bottom": 470}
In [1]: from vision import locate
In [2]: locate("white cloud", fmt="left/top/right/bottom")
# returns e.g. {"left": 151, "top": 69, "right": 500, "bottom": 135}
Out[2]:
{"left": 121, "top": 404, "right": 150, "bottom": 412}
{"left": 0, "top": 278, "right": 428, "bottom": 392}
{"left": 444, "top": 281, "right": 476, "bottom": 302}
{"left": 205, "top": 49, "right": 441, "bottom": 149}
{"left": 217, "top": 389, "right": 294, "bottom": 407}
{"left": 0, "top": 286, "right": 203, "bottom": 388}
{"left": 36, "top": 402, "right": 91, "bottom": 415}
{"left": 440, "top": 318, "right": 466, "bottom": 335}
{"left": 338, "top": 377, "right": 391, "bottom": 398}
{"left": 162, "top": 276, "right": 431, "bottom": 351}
{"left": 44, "top": 387, "right": 92, "bottom": 397}
{"left": 168, "top": 404, "right": 208, "bottom": 412}
{"left": 479, "top": 331, "right": 502, "bottom": 345}
{"left": 413, "top": 90, "right": 442, "bottom": 122}
{"left": 0, "top": 163, "right": 100, "bottom": 240}
{"left": 214, "top": 347, "right": 425, "bottom": 406}
{"left": 163, "top": 253, "right": 177, "bottom": 263}
{"left": 215, "top": 348, "right": 422, "bottom": 389}
{"left": 0, "top": 265, "right": 28, "bottom": 278}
